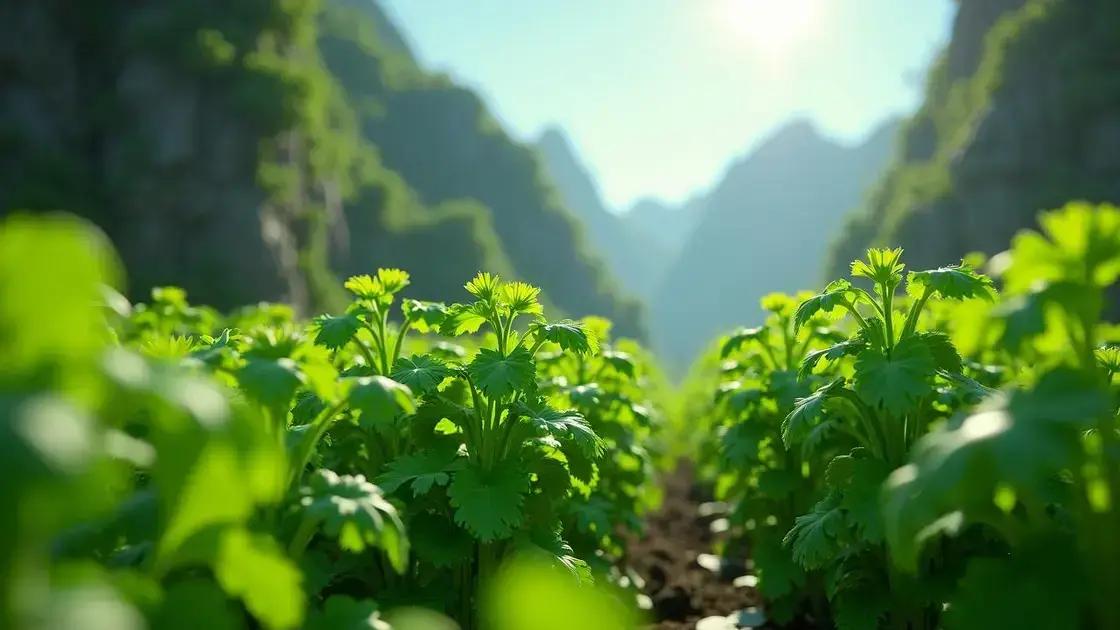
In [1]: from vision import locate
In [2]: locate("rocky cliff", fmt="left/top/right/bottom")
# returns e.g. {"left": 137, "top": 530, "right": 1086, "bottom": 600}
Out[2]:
{"left": 829, "top": 0, "right": 1120, "bottom": 273}
{"left": 0, "top": 0, "right": 644, "bottom": 335}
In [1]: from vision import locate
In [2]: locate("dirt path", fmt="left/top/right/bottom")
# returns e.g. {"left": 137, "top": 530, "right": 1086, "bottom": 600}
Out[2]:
{"left": 628, "top": 461, "right": 762, "bottom": 629}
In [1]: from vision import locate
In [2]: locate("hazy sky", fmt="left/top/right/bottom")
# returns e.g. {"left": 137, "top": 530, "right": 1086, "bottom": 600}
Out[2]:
{"left": 380, "top": 0, "right": 955, "bottom": 210}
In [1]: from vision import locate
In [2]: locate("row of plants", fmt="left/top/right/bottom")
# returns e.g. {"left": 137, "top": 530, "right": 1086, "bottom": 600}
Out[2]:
{"left": 1, "top": 212, "right": 661, "bottom": 629}
{"left": 694, "top": 201, "right": 1120, "bottom": 629}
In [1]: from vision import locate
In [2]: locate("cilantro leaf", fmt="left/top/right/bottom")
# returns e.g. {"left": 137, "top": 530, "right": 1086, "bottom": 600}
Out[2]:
{"left": 720, "top": 326, "right": 764, "bottom": 358}
{"left": 783, "top": 378, "right": 846, "bottom": 446}
{"left": 467, "top": 348, "right": 535, "bottom": 399}
{"left": 390, "top": 354, "right": 451, "bottom": 396}
{"left": 800, "top": 338, "right": 866, "bottom": 379}
{"left": 906, "top": 264, "right": 995, "bottom": 301}
{"left": 306, "top": 596, "right": 390, "bottom": 630}
{"left": 783, "top": 494, "right": 849, "bottom": 569}
{"left": 465, "top": 272, "right": 502, "bottom": 302}
{"left": 311, "top": 313, "right": 362, "bottom": 351}
{"left": 514, "top": 400, "right": 602, "bottom": 459}
{"left": 376, "top": 450, "right": 460, "bottom": 496}
{"left": 299, "top": 470, "right": 408, "bottom": 570}
{"left": 501, "top": 282, "right": 543, "bottom": 315}
{"left": 402, "top": 299, "right": 448, "bottom": 333}
{"left": 794, "top": 279, "right": 855, "bottom": 331}
{"left": 853, "top": 336, "right": 935, "bottom": 415}
{"left": 826, "top": 449, "right": 891, "bottom": 542}
{"left": 851, "top": 247, "right": 905, "bottom": 287}
{"left": 347, "top": 376, "right": 416, "bottom": 430}
{"left": 237, "top": 358, "right": 302, "bottom": 414}
{"left": 448, "top": 461, "right": 531, "bottom": 541}
{"left": 439, "top": 302, "right": 488, "bottom": 336}
{"left": 530, "top": 319, "right": 599, "bottom": 355}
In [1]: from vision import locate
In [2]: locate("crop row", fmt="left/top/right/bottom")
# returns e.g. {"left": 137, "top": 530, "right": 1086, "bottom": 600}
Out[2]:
{"left": 1, "top": 214, "right": 661, "bottom": 629}
{"left": 692, "top": 202, "right": 1120, "bottom": 629}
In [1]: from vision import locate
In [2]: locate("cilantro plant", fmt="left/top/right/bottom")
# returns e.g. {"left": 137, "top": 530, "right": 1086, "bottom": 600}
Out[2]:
{"left": 705, "top": 292, "right": 847, "bottom": 623}
{"left": 535, "top": 316, "right": 662, "bottom": 578}
{"left": 883, "top": 202, "right": 1120, "bottom": 628}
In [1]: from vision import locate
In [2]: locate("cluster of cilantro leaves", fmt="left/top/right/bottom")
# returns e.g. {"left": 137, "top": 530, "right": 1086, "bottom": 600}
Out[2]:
{"left": 698, "top": 203, "right": 1120, "bottom": 628}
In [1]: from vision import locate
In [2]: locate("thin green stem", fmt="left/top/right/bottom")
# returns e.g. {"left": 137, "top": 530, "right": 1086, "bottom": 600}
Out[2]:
{"left": 390, "top": 318, "right": 413, "bottom": 366}
{"left": 900, "top": 287, "right": 933, "bottom": 341}
{"left": 290, "top": 400, "right": 347, "bottom": 490}
{"left": 881, "top": 282, "right": 896, "bottom": 352}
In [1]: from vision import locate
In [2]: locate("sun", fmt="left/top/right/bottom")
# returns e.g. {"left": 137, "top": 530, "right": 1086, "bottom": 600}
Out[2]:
{"left": 719, "top": 0, "right": 818, "bottom": 56}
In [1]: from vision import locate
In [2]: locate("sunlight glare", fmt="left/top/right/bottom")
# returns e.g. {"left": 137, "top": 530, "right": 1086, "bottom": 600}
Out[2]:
{"left": 719, "top": 0, "right": 819, "bottom": 57}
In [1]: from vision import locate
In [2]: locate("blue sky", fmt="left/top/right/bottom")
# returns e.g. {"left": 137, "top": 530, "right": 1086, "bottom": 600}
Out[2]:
{"left": 380, "top": 0, "right": 955, "bottom": 210}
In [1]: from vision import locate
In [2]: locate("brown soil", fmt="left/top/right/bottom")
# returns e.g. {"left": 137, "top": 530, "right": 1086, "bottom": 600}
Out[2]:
{"left": 628, "top": 461, "right": 760, "bottom": 629}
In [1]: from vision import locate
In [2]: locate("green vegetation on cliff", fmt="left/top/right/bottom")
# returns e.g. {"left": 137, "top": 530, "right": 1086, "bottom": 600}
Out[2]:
{"left": 0, "top": 0, "right": 643, "bottom": 337}
{"left": 829, "top": 0, "right": 1120, "bottom": 273}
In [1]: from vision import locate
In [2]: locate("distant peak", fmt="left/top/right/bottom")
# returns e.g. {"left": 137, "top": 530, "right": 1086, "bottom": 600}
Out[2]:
{"left": 536, "top": 125, "right": 572, "bottom": 152}
{"left": 757, "top": 117, "right": 826, "bottom": 150}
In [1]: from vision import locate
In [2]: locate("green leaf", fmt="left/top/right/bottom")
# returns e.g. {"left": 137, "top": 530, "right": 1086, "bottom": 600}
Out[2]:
{"left": 391, "top": 354, "right": 451, "bottom": 396}
{"left": 1003, "top": 201, "right": 1120, "bottom": 293}
{"left": 800, "top": 338, "right": 866, "bottom": 379}
{"left": 237, "top": 358, "right": 302, "bottom": 413}
{"left": 347, "top": 376, "right": 416, "bottom": 429}
{"left": 600, "top": 350, "right": 635, "bottom": 377}
{"left": 467, "top": 347, "right": 535, "bottom": 399}
{"left": 851, "top": 247, "right": 905, "bottom": 287}
{"left": 0, "top": 213, "right": 121, "bottom": 370}
{"left": 944, "top": 539, "right": 1082, "bottom": 630}
{"left": 720, "top": 326, "right": 765, "bottom": 358}
{"left": 375, "top": 268, "right": 410, "bottom": 294}
{"left": 402, "top": 299, "right": 448, "bottom": 333}
{"left": 306, "top": 596, "right": 390, "bottom": 630}
{"left": 153, "top": 579, "right": 239, "bottom": 630}
{"left": 448, "top": 461, "right": 531, "bottom": 541}
{"left": 906, "top": 264, "right": 995, "bottom": 301}
{"left": 299, "top": 470, "right": 408, "bottom": 570}
{"left": 439, "top": 302, "right": 488, "bottom": 336}
{"left": 311, "top": 313, "right": 362, "bottom": 350}
{"left": 883, "top": 368, "right": 1110, "bottom": 571}
{"left": 501, "top": 281, "right": 543, "bottom": 315}
{"left": 752, "top": 536, "right": 806, "bottom": 599}
{"left": 483, "top": 556, "right": 641, "bottom": 630}
{"left": 530, "top": 319, "right": 599, "bottom": 355}
{"left": 344, "top": 275, "right": 382, "bottom": 300}
{"left": 783, "top": 494, "right": 849, "bottom": 569}
{"left": 853, "top": 336, "right": 935, "bottom": 415}
{"left": 376, "top": 450, "right": 460, "bottom": 496}
{"left": 721, "top": 421, "right": 768, "bottom": 464}
{"left": 515, "top": 400, "right": 602, "bottom": 459}
{"left": 794, "top": 279, "right": 855, "bottom": 331}
{"left": 465, "top": 271, "right": 502, "bottom": 302}
{"left": 213, "top": 528, "right": 305, "bottom": 630}
{"left": 409, "top": 512, "right": 474, "bottom": 568}
{"left": 783, "top": 379, "right": 846, "bottom": 446}
{"left": 914, "top": 331, "right": 962, "bottom": 373}
{"left": 826, "top": 450, "right": 891, "bottom": 542}
{"left": 1096, "top": 344, "right": 1120, "bottom": 373}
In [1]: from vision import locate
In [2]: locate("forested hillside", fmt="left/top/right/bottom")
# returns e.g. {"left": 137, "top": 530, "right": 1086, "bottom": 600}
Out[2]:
{"left": 0, "top": 0, "right": 643, "bottom": 336}
{"left": 829, "top": 0, "right": 1120, "bottom": 273}
{"left": 534, "top": 127, "right": 671, "bottom": 301}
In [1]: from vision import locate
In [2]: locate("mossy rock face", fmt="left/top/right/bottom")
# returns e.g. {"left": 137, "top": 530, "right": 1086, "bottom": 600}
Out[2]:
{"left": 829, "top": 0, "right": 1120, "bottom": 275}
{"left": 0, "top": 0, "right": 644, "bottom": 333}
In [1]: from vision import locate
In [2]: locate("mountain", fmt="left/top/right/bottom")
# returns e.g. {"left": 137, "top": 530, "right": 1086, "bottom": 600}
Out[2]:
{"left": 534, "top": 127, "right": 671, "bottom": 300}
{"left": 319, "top": 2, "right": 645, "bottom": 336}
{"left": 828, "top": 0, "right": 1120, "bottom": 275}
{"left": 622, "top": 197, "right": 704, "bottom": 257}
{"left": 651, "top": 117, "right": 901, "bottom": 370}
{"left": 0, "top": 0, "right": 644, "bottom": 336}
